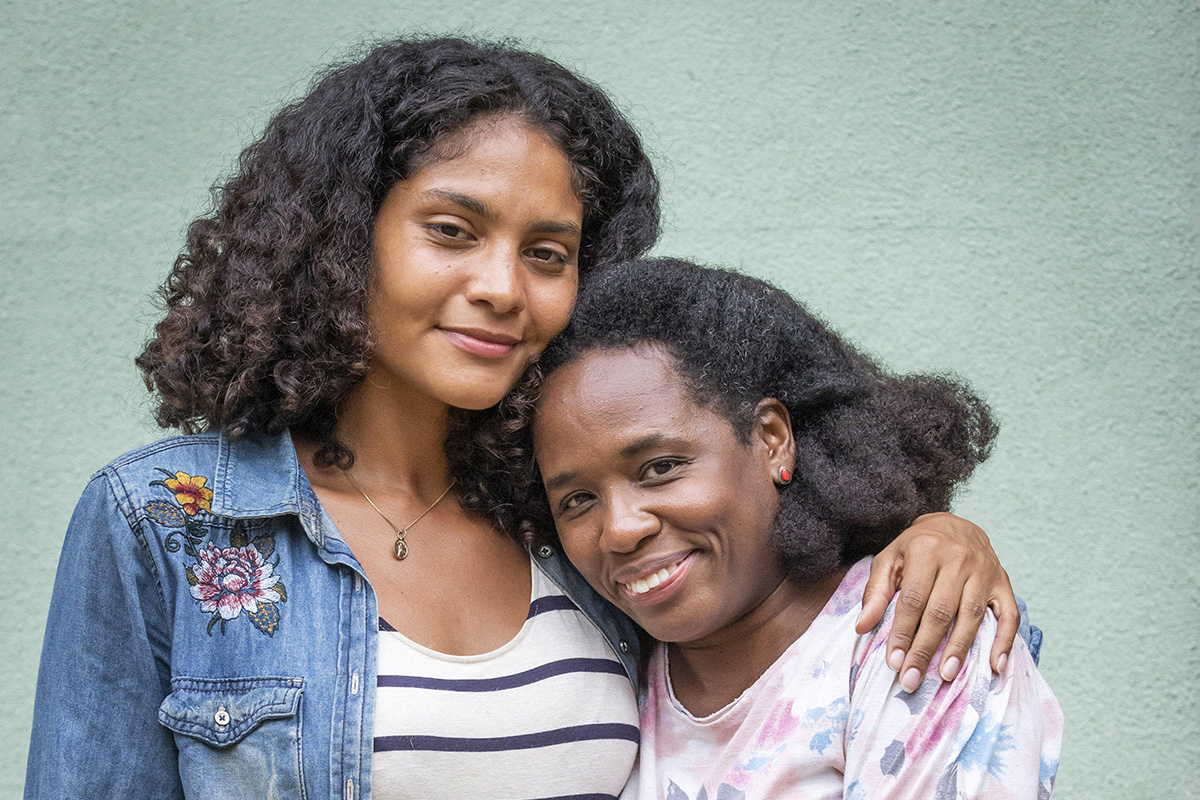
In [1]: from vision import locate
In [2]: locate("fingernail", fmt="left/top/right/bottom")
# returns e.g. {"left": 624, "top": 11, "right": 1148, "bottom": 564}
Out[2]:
{"left": 854, "top": 610, "right": 863, "bottom": 627}
{"left": 901, "top": 668, "right": 922, "bottom": 693}
{"left": 996, "top": 653, "right": 1007, "bottom": 673}
{"left": 887, "top": 648, "right": 905, "bottom": 671}
{"left": 939, "top": 656, "right": 961, "bottom": 682}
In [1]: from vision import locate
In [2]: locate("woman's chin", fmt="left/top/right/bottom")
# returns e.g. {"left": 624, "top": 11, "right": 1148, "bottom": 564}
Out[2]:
{"left": 447, "top": 391, "right": 511, "bottom": 412}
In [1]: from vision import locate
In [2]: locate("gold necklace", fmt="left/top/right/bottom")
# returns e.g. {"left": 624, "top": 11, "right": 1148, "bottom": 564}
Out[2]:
{"left": 345, "top": 471, "right": 455, "bottom": 560}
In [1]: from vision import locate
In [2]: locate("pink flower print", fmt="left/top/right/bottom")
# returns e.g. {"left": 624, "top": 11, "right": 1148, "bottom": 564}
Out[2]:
{"left": 189, "top": 542, "right": 282, "bottom": 620}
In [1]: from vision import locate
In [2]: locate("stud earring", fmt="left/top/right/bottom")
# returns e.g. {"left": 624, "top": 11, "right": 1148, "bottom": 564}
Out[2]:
{"left": 777, "top": 466, "right": 792, "bottom": 485}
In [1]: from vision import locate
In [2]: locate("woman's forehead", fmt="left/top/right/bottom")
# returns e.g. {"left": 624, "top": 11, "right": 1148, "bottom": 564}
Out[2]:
{"left": 534, "top": 347, "right": 704, "bottom": 452}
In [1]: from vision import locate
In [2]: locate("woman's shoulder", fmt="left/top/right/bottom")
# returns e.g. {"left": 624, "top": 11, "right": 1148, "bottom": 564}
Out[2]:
{"left": 90, "top": 432, "right": 222, "bottom": 498}
{"left": 96, "top": 432, "right": 223, "bottom": 477}
{"left": 82, "top": 429, "right": 304, "bottom": 534}
{"left": 67, "top": 433, "right": 224, "bottom": 532}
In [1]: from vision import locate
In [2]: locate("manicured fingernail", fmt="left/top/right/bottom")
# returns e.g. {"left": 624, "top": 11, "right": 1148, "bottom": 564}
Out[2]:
{"left": 888, "top": 648, "right": 905, "bottom": 671}
{"left": 939, "top": 656, "right": 961, "bottom": 682}
{"left": 854, "top": 610, "right": 863, "bottom": 627}
{"left": 901, "top": 668, "right": 922, "bottom": 693}
{"left": 996, "top": 653, "right": 1008, "bottom": 673}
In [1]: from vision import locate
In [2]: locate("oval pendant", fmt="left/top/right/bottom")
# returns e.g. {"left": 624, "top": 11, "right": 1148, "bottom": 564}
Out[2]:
{"left": 394, "top": 539, "right": 409, "bottom": 560}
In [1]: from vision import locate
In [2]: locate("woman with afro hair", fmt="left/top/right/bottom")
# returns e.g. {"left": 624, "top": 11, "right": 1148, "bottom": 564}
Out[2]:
{"left": 531, "top": 258, "right": 1061, "bottom": 798}
{"left": 27, "top": 37, "right": 1028, "bottom": 799}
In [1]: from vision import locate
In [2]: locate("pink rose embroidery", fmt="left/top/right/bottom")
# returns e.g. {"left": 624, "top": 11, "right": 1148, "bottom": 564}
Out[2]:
{"left": 187, "top": 541, "right": 288, "bottom": 636}
{"left": 148, "top": 467, "right": 289, "bottom": 637}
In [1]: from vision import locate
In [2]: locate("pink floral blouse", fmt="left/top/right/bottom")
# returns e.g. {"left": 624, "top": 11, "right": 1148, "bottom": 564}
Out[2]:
{"left": 624, "top": 558, "right": 1062, "bottom": 799}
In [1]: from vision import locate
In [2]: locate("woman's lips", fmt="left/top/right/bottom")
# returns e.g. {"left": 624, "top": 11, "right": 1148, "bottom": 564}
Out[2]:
{"left": 440, "top": 328, "right": 520, "bottom": 358}
{"left": 617, "top": 552, "right": 694, "bottom": 606}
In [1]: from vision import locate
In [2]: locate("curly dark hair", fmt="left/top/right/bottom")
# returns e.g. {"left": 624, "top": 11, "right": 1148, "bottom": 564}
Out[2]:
{"left": 135, "top": 36, "right": 660, "bottom": 503}
{"left": 499, "top": 257, "right": 998, "bottom": 578}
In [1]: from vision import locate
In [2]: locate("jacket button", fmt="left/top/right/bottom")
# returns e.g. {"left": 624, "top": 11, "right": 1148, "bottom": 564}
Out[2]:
{"left": 537, "top": 545, "right": 554, "bottom": 558}
{"left": 214, "top": 705, "right": 231, "bottom": 727}
{"left": 619, "top": 640, "right": 629, "bottom": 653}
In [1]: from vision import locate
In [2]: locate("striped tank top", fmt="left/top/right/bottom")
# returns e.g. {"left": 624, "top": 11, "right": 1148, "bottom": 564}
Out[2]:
{"left": 371, "top": 557, "right": 640, "bottom": 799}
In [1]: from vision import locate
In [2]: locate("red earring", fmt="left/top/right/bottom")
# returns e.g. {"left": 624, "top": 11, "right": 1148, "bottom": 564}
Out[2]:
{"left": 777, "top": 466, "right": 792, "bottom": 485}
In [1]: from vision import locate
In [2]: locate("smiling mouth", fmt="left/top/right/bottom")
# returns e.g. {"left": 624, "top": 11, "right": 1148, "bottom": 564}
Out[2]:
{"left": 619, "top": 555, "right": 691, "bottom": 597}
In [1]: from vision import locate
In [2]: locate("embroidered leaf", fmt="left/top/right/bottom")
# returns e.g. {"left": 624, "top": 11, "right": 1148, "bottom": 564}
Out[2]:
{"left": 206, "top": 613, "right": 220, "bottom": 636}
{"left": 145, "top": 500, "right": 186, "bottom": 528}
{"left": 252, "top": 535, "right": 275, "bottom": 560}
{"left": 220, "top": 618, "right": 228, "bottom": 635}
{"left": 186, "top": 519, "right": 207, "bottom": 538}
{"left": 248, "top": 602, "right": 281, "bottom": 637}
{"left": 185, "top": 566, "right": 199, "bottom": 586}
{"left": 230, "top": 527, "right": 248, "bottom": 549}
{"left": 274, "top": 580, "right": 288, "bottom": 602}
{"left": 183, "top": 540, "right": 199, "bottom": 559}
{"left": 154, "top": 468, "right": 179, "bottom": 480}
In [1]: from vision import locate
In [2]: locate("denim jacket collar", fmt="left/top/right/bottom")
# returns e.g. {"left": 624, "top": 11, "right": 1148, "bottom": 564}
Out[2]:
{"left": 210, "top": 430, "right": 341, "bottom": 555}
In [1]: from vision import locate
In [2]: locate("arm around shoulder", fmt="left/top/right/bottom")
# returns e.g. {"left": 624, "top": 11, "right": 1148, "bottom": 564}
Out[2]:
{"left": 25, "top": 471, "right": 183, "bottom": 799}
{"left": 844, "top": 607, "right": 1062, "bottom": 799}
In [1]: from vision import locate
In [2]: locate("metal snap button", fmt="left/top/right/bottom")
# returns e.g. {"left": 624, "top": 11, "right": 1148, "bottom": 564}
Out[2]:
{"left": 537, "top": 545, "right": 554, "bottom": 558}
{"left": 619, "top": 640, "right": 630, "bottom": 653}
{"left": 214, "top": 705, "right": 231, "bottom": 727}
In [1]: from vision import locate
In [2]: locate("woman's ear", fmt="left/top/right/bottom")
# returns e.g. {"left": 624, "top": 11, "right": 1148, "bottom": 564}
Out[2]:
{"left": 754, "top": 398, "right": 795, "bottom": 482}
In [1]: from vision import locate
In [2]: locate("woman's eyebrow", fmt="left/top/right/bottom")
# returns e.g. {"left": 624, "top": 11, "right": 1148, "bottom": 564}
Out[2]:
{"left": 619, "top": 433, "right": 690, "bottom": 459}
{"left": 544, "top": 469, "right": 580, "bottom": 493}
{"left": 532, "top": 219, "right": 583, "bottom": 238}
{"left": 423, "top": 188, "right": 495, "bottom": 218}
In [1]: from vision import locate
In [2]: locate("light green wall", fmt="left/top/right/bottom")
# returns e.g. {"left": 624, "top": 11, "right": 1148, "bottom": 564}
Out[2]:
{"left": 2, "top": 1, "right": 1196, "bottom": 797}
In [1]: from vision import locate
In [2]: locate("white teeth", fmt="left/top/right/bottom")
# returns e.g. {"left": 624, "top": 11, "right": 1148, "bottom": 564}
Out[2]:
{"left": 623, "top": 562, "right": 683, "bottom": 595}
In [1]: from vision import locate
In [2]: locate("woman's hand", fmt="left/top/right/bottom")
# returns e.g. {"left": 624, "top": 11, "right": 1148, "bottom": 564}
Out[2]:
{"left": 855, "top": 512, "right": 1019, "bottom": 690}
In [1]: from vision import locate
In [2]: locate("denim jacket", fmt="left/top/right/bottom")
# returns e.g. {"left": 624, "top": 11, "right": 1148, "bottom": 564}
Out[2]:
{"left": 24, "top": 430, "right": 643, "bottom": 800}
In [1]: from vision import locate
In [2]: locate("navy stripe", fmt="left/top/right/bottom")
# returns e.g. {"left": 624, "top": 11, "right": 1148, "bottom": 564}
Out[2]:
{"left": 526, "top": 595, "right": 579, "bottom": 618}
{"left": 377, "top": 657, "right": 624, "bottom": 692}
{"left": 374, "top": 723, "right": 639, "bottom": 752}
{"left": 382, "top": 595, "right": 576, "bottom": 629}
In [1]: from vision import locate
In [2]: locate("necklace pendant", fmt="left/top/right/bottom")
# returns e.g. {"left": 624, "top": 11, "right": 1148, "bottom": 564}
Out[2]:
{"left": 394, "top": 535, "right": 409, "bottom": 560}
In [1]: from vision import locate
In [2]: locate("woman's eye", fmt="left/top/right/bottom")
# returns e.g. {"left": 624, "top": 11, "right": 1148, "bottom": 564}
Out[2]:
{"left": 526, "top": 245, "right": 569, "bottom": 265}
{"left": 643, "top": 460, "right": 679, "bottom": 480}
{"left": 561, "top": 492, "right": 592, "bottom": 512}
{"left": 428, "top": 223, "right": 471, "bottom": 240}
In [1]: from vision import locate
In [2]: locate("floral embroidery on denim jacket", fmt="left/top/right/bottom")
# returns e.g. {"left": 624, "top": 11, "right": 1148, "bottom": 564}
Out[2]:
{"left": 148, "top": 468, "right": 289, "bottom": 636}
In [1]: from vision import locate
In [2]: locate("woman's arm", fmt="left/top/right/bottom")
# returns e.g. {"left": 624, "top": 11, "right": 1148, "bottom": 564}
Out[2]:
{"left": 856, "top": 513, "right": 1021, "bottom": 686}
{"left": 24, "top": 473, "right": 182, "bottom": 799}
{"left": 844, "top": 602, "right": 1062, "bottom": 798}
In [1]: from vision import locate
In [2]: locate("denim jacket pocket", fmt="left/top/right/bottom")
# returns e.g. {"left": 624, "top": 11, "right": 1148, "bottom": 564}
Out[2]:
{"left": 159, "top": 676, "right": 307, "bottom": 799}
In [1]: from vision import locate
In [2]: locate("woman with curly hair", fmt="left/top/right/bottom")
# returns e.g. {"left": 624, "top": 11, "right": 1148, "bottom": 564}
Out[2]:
{"left": 531, "top": 258, "right": 1062, "bottom": 799}
{"left": 27, "top": 37, "right": 1029, "bottom": 799}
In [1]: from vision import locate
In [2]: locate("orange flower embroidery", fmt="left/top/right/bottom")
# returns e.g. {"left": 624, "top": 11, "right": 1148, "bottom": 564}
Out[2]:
{"left": 163, "top": 471, "right": 214, "bottom": 515}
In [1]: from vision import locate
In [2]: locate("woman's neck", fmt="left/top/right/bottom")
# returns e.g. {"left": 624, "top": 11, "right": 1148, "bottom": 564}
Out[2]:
{"left": 302, "top": 369, "right": 453, "bottom": 495}
{"left": 666, "top": 565, "right": 851, "bottom": 717}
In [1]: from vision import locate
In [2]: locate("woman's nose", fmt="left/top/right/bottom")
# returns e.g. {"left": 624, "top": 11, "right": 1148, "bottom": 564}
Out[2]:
{"left": 466, "top": 244, "right": 525, "bottom": 315}
{"left": 599, "top": 492, "right": 659, "bottom": 554}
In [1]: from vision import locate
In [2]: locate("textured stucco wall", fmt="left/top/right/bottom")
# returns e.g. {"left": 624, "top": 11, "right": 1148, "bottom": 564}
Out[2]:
{"left": 2, "top": 2, "right": 1196, "bottom": 797}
